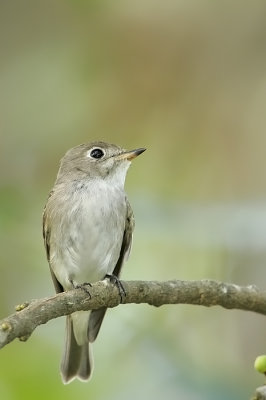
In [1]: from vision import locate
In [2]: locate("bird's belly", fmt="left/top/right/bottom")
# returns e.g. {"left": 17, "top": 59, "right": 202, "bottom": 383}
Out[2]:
{"left": 50, "top": 187, "right": 126, "bottom": 290}
{"left": 69, "top": 222, "right": 123, "bottom": 283}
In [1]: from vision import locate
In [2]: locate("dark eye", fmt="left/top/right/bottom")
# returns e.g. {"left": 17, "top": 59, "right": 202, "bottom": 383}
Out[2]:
{"left": 90, "top": 148, "right": 104, "bottom": 159}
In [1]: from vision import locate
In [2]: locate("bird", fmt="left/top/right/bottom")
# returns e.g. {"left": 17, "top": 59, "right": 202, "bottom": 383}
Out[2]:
{"left": 43, "top": 141, "right": 146, "bottom": 384}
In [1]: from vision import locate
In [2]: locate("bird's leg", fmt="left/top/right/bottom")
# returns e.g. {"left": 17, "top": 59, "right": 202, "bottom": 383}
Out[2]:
{"left": 70, "top": 279, "right": 92, "bottom": 299}
{"left": 105, "top": 274, "right": 126, "bottom": 302}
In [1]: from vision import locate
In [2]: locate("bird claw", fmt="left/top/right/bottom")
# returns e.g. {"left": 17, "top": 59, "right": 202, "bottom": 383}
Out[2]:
{"left": 105, "top": 274, "right": 126, "bottom": 302}
{"left": 70, "top": 279, "right": 92, "bottom": 299}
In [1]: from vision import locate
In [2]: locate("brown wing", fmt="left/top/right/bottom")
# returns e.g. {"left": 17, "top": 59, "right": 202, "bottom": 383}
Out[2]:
{"left": 43, "top": 192, "right": 64, "bottom": 294}
{"left": 113, "top": 197, "right": 135, "bottom": 277}
{"left": 88, "top": 198, "right": 135, "bottom": 343}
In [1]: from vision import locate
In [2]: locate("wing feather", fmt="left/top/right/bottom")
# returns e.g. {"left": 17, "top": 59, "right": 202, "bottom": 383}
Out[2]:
{"left": 43, "top": 191, "right": 64, "bottom": 293}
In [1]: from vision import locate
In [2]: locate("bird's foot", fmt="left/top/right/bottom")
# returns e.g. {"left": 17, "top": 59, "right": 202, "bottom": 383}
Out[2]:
{"left": 70, "top": 279, "right": 92, "bottom": 299}
{"left": 105, "top": 274, "right": 126, "bottom": 302}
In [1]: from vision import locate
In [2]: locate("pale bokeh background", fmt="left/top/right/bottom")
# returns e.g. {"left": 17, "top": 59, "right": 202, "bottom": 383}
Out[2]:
{"left": 1, "top": 1, "right": 266, "bottom": 399}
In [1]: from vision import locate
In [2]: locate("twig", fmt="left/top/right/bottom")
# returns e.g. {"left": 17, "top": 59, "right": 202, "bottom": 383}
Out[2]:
{"left": 0, "top": 279, "right": 266, "bottom": 349}
{"left": 253, "top": 386, "right": 266, "bottom": 400}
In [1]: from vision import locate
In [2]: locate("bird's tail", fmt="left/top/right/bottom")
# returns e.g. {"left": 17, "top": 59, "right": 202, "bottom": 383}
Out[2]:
{"left": 61, "top": 314, "right": 93, "bottom": 384}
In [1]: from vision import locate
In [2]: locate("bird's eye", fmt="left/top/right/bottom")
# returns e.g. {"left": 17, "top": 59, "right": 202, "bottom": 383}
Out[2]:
{"left": 89, "top": 148, "right": 105, "bottom": 159}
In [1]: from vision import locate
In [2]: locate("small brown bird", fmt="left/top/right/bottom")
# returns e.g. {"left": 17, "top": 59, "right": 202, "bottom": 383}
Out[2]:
{"left": 43, "top": 141, "right": 145, "bottom": 383}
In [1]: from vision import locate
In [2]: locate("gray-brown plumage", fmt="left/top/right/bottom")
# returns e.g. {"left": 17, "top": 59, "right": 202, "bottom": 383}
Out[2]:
{"left": 43, "top": 141, "right": 145, "bottom": 383}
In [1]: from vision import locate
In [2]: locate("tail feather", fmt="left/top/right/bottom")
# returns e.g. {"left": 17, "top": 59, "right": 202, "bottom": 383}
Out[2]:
{"left": 61, "top": 316, "right": 93, "bottom": 384}
{"left": 88, "top": 308, "right": 107, "bottom": 343}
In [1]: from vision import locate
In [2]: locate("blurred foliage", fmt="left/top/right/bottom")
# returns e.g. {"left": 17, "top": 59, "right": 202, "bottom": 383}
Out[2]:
{"left": 1, "top": 0, "right": 266, "bottom": 399}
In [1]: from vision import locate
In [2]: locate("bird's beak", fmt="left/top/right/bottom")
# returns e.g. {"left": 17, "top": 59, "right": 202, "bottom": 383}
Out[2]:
{"left": 115, "top": 148, "right": 146, "bottom": 161}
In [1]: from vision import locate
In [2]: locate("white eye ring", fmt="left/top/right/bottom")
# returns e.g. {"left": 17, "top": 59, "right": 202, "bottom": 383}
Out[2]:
{"left": 86, "top": 147, "right": 105, "bottom": 159}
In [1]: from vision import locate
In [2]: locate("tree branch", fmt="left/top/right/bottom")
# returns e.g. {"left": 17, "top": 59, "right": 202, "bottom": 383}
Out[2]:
{"left": 1, "top": 279, "right": 266, "bottom": 349}
{"left": 254, "top": 386, "right": 266, "bottom": 400}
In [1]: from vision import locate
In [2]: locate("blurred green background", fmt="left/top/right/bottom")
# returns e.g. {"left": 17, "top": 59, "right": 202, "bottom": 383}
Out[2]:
{"left": 1, "top": 0, "right": 266, "bottom": 399}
